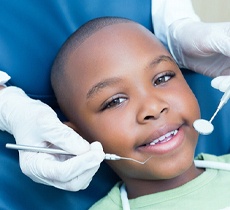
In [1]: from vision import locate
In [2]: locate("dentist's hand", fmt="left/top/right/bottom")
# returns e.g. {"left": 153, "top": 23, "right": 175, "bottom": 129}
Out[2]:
{"left": 211, "top": 76, "right": 230, "bottom": 92}
{"left": 0, "top": 86, "right": 105, "bottom": 191}
{"left": 168, "top": 19, "right": 230, "bottom": 77}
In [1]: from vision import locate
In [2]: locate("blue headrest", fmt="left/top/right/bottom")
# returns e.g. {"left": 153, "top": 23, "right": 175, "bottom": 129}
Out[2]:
{"left": 0, "top": 0, "right": 152, "bottom": 107}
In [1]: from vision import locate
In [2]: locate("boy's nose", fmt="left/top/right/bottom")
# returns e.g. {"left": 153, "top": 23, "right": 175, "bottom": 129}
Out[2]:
{"left": 136, "top": 93, "right": 169, "bottom": 123}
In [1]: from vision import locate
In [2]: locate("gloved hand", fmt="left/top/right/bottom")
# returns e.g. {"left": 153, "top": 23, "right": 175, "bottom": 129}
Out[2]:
{"left": 167, "top": 19, "right": 230, "bottom": 77}
{"left": 0, "top": 83, "right": 105, "bottom": 191}
{"left": 211, "top": 76, "right": 230, "bottom": 92}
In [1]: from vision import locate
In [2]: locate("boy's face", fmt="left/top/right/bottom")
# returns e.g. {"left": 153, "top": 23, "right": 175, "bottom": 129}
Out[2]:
{"left": 66, "top": 23, "right": 200, "bottom": 184}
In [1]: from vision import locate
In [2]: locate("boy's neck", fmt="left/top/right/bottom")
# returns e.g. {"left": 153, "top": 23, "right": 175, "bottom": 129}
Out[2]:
{"left": 124, "top": 163, "right": 204, "bottom": 199}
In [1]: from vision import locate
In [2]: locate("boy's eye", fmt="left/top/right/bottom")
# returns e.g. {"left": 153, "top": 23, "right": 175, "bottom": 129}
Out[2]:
{"left": 101, "top": 97, "right": 126, "bottom": 111}
{"left": 154, "top": 72, "right": 175, "bottom": 86}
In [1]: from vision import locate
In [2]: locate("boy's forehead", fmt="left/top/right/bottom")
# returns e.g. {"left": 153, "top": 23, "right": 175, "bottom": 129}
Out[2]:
{"left": 66, "top": 21, "right": 169, "bottom": 85}
{"left": 69, "top": 22, "right": 164, "bottom": 61}
{"left": 88, "top": 22, "right": 151, "bottom": 44}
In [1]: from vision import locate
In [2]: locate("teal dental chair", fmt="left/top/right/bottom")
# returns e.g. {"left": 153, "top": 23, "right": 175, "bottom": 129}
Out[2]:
{"left": 0, "top": 1, "right": 229, "bottom": 209}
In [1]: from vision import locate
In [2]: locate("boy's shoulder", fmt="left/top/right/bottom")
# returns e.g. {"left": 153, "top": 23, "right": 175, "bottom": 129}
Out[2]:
{"left": 90, "top": 154, "right": 230, "bottom": 210}
{"left": 89, "top": 182, "right": 123, "bottom": 210}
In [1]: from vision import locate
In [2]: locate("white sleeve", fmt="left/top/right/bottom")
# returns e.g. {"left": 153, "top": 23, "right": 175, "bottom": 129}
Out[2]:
{"left": 151, "top": 0, "right": 200, "bottom": 50}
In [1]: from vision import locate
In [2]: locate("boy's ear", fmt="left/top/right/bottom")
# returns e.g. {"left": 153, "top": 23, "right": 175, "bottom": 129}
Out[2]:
{"left": 64, "top": 121, "right": 79, "bottom": 132}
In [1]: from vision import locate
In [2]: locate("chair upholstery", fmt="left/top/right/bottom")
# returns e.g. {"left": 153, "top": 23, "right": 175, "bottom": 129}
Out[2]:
{"left": 0, "top": 0, "right": 229, "bottom": 209}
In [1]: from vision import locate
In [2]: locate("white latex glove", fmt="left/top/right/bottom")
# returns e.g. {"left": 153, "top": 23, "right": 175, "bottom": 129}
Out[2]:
{"left": 151, "top": 0, "right": 230, "bottom": 77}
{"left": 151, "top": 0, "right": 200, "bottom": 50}
{"left": 168, "top": 20, "right": 230, "bottom": 77}
{"left": 211, "top": 76, "right": 230, "bottom": 92}
{"left": 0, "top": 73, "right": 105, "bottom": 191}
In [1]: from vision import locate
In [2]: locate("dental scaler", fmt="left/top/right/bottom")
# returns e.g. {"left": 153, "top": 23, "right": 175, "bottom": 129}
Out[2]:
{"left": 193, "top": 84, "right": 230, "bottom": 135}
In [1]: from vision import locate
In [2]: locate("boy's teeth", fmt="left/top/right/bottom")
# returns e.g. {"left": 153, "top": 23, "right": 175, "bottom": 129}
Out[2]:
{"left": 149, "top": 129, "right": 178, "bottom": 146}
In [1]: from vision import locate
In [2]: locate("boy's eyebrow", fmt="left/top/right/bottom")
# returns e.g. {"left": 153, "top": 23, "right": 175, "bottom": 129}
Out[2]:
{"left": 86, "top": 55, "right": 174, "bottom": 99}
{"left": 148, "top": 55, "right": 175, "bottom": 69}
{"left": 86, "top": 77, "right": 122, "bottom": 99}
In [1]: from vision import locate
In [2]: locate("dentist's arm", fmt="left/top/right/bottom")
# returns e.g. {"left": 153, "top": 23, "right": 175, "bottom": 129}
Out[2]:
{"left": 0, "top": 71, "right": 105, "bottom": 191}
{"left": 151, "top": 0, "right": 230, "bottom": 77}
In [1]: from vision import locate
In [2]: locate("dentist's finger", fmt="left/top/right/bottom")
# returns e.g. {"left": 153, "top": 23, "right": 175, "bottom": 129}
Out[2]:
{"left": 211, "top": 76, "right": 230, "bottom": 92}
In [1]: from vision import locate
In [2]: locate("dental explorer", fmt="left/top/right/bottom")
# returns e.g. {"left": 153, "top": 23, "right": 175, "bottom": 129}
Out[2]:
{"left": 5, "top": 143, "right": 152, "bottom": 165}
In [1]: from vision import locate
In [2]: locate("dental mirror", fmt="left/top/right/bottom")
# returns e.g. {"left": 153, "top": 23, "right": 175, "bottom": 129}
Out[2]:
{"left": 193, "top": 84, "right": 230, "bottom": 135}
{"left": 193, "top": 119, "right": 214, "bottom": 135}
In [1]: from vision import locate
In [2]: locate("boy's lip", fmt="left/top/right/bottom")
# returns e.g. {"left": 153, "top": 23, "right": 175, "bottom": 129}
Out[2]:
{"left": 136, "top": 124, "right": 184, "bottom": 155}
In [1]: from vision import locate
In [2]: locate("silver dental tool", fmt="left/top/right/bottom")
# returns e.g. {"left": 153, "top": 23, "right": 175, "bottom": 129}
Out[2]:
{"left": 6, "top": 143, "right": 152, "bottom": 165}
{"left": 104, "top": 154, "right": 152, "bottom": 164}
{"left": 193, "top": 83, "right": 230, "bottom": 135}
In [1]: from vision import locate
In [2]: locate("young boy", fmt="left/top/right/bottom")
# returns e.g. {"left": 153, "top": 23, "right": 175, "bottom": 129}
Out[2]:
{"left": 51, "top": 17, "right": 230, "bottom": 209}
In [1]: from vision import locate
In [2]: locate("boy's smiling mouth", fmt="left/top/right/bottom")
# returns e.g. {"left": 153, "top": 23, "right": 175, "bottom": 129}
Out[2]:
{"left": 145, "top": 129, "right": 178, "bottom": 146}
{"left": 137, "top": 126, "right": 184, "bottom": 155}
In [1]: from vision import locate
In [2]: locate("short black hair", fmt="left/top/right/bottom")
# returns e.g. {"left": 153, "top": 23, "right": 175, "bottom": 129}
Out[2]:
{"left": 51, "top": 16, "right": 132, "bottom": 119}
